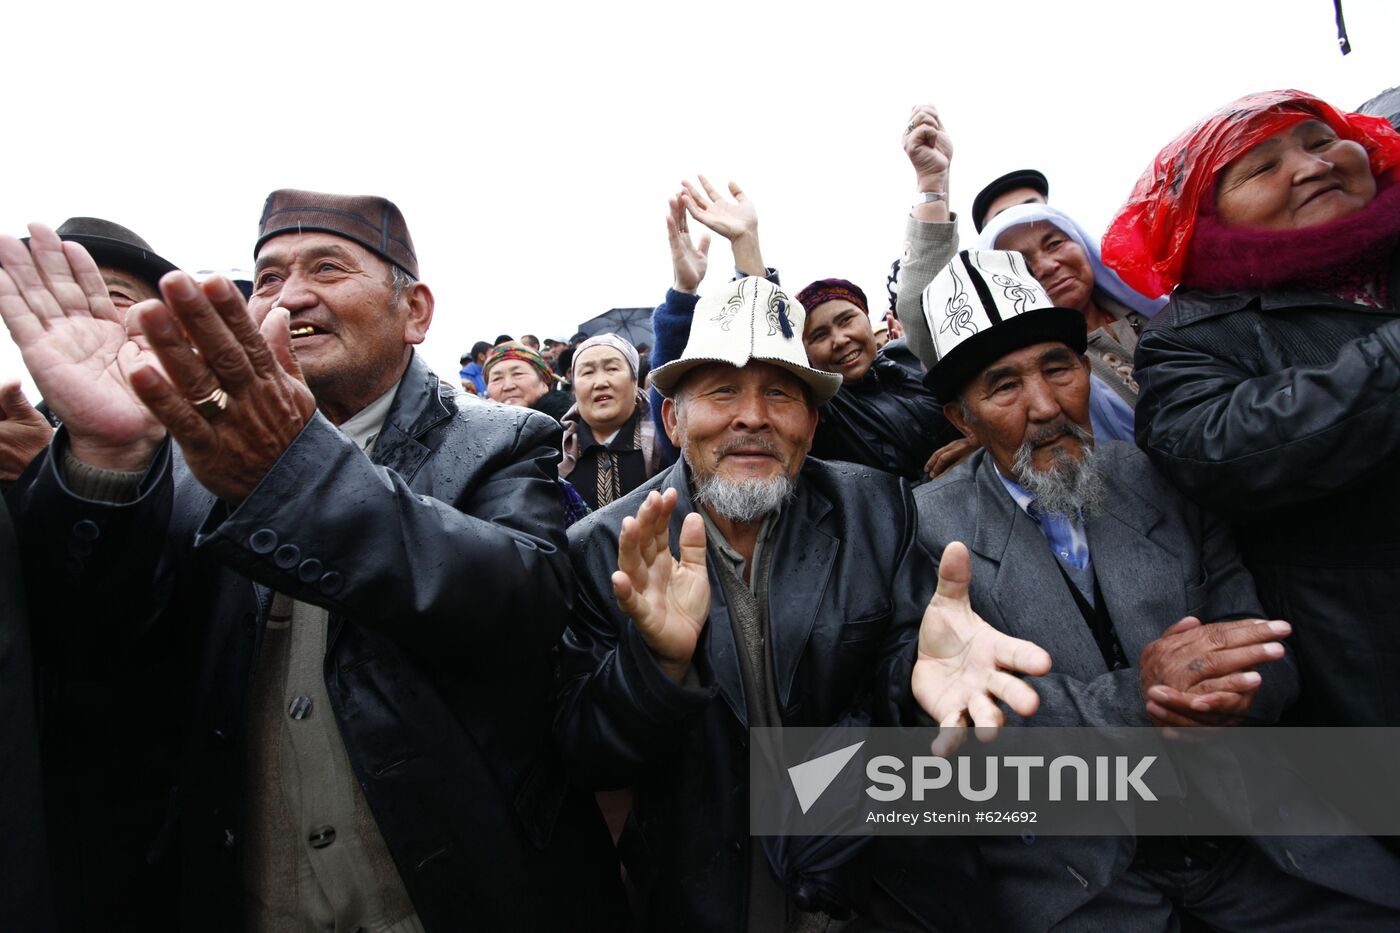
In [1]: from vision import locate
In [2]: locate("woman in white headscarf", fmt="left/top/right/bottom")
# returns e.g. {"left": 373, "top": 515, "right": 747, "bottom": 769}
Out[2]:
{"left": 558, "top": 334, "right": 662, "bottom": 515}
{"left": 978, "top": 203, "right": 1166, "bottom": 441}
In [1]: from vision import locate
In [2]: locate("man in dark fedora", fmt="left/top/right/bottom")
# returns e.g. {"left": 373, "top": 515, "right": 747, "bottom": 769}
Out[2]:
{"left": 1, "top": 191, "right": 623, "bottom": 931}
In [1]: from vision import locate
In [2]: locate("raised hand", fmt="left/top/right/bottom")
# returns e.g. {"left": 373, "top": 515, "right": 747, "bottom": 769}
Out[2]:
{"left": 1139, "top": 616, "right": 1291, "bottom": 727}
{"left": 0, "top": 380, "right": 54, "bottom": 480}
{"left": 903, "top": 104, "right": 953, "bottom": 185}
{"left": 680, "top": 176, "right": 758, "bottom": 242}
{"left": 666, "top": 195, "right": 710, "bottom": 295}
{"left": 680, "top": 176, "right": 767, "bottom": 277}
{"left": 126, "top": 272, "right": 316, "bottom": 503}
{"left": 0, "top": 224, "right": 165, "bottom": 472}
{"left": 912, "top": 542, "right": 1052, "bottom": 755}
{"left": 611, "top": 488, "right": 710, "bottom": 683}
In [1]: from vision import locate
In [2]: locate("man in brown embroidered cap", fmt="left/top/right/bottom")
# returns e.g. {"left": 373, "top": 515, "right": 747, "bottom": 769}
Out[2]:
{"left": 0, "top": 191, "right": 624, "bottom": 931}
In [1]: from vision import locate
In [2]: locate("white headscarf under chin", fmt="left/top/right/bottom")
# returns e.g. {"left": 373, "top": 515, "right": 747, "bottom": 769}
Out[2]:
{"left": 976, "top": 203, "right": 1168, "bottom": 319}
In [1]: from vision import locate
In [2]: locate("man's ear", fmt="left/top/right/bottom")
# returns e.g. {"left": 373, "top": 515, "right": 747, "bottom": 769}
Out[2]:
{"left": 662, "top": 396, "right": 683, "bottom": 447}
{"left": 944, "top": 399, "right": 977, "bottom": 442}
{"left": 402, "top": 282, "right": 435, "bottom": 346}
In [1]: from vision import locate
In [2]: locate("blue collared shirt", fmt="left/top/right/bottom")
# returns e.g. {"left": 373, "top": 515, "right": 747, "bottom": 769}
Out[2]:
{"left": 995, "top": 464, "right": 1096, "bottom": 606}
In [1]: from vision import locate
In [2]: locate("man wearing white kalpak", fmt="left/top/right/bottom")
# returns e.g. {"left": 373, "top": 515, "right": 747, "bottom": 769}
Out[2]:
{"left": 555, "top": 274, "right": 1051, "bottom": 932}
{"left": 891, "top": 248, "right": 1400, "bottom": 932}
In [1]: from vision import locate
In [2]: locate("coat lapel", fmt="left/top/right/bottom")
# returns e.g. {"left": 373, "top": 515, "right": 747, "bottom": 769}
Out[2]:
{"left": 1085, "top": 466, "right": 1181, "bottom": 658}
{"left": 662, "top": 463, "right": 749, "bottom": 727}
{"left": 371, "top": 354, "right": 453, "bottom": 478}
{"left": 767, "top": 475, "right": 838, "bottom": 711}
{"left": 968, "top": 454, "right": 1109, "bottom": 681}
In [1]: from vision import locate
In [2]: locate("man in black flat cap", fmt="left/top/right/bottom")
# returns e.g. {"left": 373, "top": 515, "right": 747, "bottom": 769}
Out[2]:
{"left": 970, "top": 168, "right": 1049, "bottom": 234}
{"left": 1, "top": 190, "right": 623, "bottom": 932}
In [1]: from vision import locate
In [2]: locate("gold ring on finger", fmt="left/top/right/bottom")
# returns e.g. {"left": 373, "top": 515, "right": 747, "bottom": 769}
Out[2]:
{"left": 191, "top": 386, "right": 229, "bottom": 419}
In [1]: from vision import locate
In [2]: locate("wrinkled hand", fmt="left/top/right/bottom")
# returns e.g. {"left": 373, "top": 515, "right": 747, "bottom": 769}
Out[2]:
{"left": 127, "top": 273, "right": 316, "bottom": 503}
{"left": 666, "top": 194, "right": 710, "bottom": 294}
{"left": 0, "top": 381, "right": 54, "bottom": 480}
{"left": 1139, "top": 616, "right": 1290, "bottom": 728}
{"left": 0, "top": 224, "right": 165, "bottom": 472}
{"left": 913, "top": 542, "right": 1052, "bottom": 755}
{"left": 903, "top": 104, "right": 953, "bottom": 186}
{"left": 925, "top": 436, "right": 980, "bottom": 480}
{"left": 611, "top": 488, "right": 710, "bottom": 683}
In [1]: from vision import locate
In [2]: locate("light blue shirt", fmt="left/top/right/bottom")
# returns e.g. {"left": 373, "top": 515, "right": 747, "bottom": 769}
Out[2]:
{"left": 1088, "top": 373, "right": 1135, "bottom": 442}
{"left": 995, "top": 464, "right": 1096, "bottom": 606}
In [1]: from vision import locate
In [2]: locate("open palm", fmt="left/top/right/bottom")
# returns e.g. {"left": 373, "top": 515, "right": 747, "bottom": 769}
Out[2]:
{"left": 912, "top": 542, "right": 1051, "bottom": 752}
{"left": 612, "top": 488, "right": 710, "bottom": 681}
{"left": 0, "top": 225, "right": 164, "bottom": 460}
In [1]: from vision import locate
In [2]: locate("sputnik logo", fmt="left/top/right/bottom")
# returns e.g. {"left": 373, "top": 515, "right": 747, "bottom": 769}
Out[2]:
{"left": 787, "top": 741, "right": 865, "bottom": 814}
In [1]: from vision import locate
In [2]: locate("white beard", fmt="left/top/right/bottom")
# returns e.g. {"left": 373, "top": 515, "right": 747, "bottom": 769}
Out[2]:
{"left": 1011, "top": 423, "right": 1106, "bottom": 519}
{"left": 690, "top": 471, "right": 795, "bottom": 523}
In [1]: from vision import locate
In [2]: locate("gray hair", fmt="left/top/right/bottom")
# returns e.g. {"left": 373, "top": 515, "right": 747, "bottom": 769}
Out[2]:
{"left": 389, "top": 264, "right": 415, "bottom": 306}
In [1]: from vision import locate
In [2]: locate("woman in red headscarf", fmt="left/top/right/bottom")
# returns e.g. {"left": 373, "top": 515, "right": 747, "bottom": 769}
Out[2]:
{"left": 1103, "top": 89, "right": 1400, "bottom": 728}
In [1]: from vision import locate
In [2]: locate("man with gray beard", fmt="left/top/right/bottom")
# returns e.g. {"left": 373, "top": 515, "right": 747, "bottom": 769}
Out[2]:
{"left": 556, "top": 273, "right": 1051, "bottom": 933}
{"left": 884, "top": 250, "right": 1400, "bottom": 932}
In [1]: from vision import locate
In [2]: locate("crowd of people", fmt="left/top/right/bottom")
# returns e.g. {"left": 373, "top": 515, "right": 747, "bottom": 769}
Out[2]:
{"left": 1, "top": 85, "right": 1399, "bottom": 932}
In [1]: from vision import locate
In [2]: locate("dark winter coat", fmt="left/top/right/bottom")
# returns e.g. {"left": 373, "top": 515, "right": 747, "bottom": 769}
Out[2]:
{"left": 1133, "top": 256, "right": 1400, "bottom": 725}
{"left": 555, "top": 457, "right": 931, "bottom": 932}
{"left": 9, "top": 353, "right": 624, "bottom": 932}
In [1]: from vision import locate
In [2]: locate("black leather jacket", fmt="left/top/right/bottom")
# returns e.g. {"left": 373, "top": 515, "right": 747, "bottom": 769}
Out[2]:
{"left": 1133, "top": 258, "right": 1400, "bottom": 725}
{"left": 810, "top": 350, "right": 962, "bottom": 483}
{"left": 9, "top": 354, "right": 624, "bottom": 931}
{"left": 555, "top": 457, "right": 932, "bottom": 932}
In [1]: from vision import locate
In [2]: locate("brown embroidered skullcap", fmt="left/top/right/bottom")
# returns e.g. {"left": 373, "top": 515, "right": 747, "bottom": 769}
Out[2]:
{"left": 254, "top": 189, "right": 419, "bottom": 279}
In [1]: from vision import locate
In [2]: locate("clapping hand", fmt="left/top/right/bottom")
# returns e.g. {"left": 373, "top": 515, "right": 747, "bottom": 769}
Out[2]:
{"left": 666, "top": 195, "right": 710, "bottom": 295}
{"left": 1140, "top": 616, "right": 1291, "bottom": 728}
{"left": 125, "top": 273, "right": 317, "bottom": 504}
{"left": 678, "top": 176, "right": 766, "bottom": 277}
{"left": 0, "top": 381, "right": 54, "bottom": 481}
{"left": 0, "top": 224, "right": 166, "bottom": 472}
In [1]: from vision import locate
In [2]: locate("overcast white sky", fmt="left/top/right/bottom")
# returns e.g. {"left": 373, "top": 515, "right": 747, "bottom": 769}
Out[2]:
{"left": 3, "top": 0, "right": 1398, "bottom": 399}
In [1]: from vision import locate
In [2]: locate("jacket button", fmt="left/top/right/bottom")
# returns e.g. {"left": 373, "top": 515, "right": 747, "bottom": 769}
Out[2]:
{"left": 72, "top": 519, "right": 100, "bottom": 542}
{"left": 274, "top": 544, "right": 301, "bottom": 569}
{"left": 1021, "top": 833, "right": 1036, "bottom": 845}
{"left": 250, "top": 529, "right": 278, "bottom": 554}
{"left": 288, "top": 695, "right": 313, "bottom": 720}
{"left": 308, "top": 825, "right": 337, "bottom": 849}
{"left": 298, "top": 559, "right": 323, "bottom": 583}
{"left": 319, "top": 571, "right": 344, "bottom": 595}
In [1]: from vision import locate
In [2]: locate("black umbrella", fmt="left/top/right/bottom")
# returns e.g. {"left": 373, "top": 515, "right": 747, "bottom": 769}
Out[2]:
{"left": 576, "top": 307, "right": 653, "bottom": 348}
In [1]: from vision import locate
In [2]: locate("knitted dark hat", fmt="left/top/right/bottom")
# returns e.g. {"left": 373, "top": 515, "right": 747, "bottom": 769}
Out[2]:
{"left": 796, "top": 278, "right": 869, "bottom": 315}
{"left": 971, "top": 169, "right": 1049, "bottom": 233}
{"left": 25, "top": 217, "right": 179, "bottom": 290}
{"left": 254, "top": 189, "right": 419, "bottom": 279}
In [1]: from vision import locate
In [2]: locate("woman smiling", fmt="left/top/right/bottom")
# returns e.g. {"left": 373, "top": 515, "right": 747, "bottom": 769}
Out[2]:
{"left": 1106, "top": 89, "right": 1400, "bottom": 726}
{"left": 978, "top": 203, "right": 1167, "bottom": 441}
